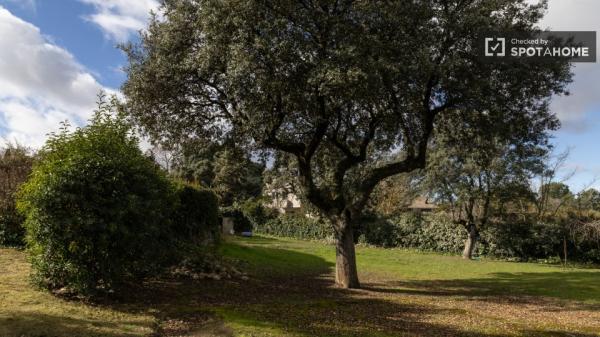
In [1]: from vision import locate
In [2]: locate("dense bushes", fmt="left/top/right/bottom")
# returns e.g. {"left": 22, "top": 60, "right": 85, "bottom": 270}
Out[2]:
{"left": 356, "top": 213, "right": 464, "bottom": 252}
{"left": 357, "top": 213, "right": 591, "bottom": 261}
{"left": 479, "top": 221, "right": 563, "bottom": 260}
{"left": 241, "top": 198, "right": 278, "bottom": 229}
{"left": 257, "top": 210, "right": 599, "bottom": 263}
{"left": 364, "top": 213, "right": 596, "bottom": 263}
{"left": 17, "top": 109, "right": 178, "bottom": 295}
{"left": 255, "top": 214, "right": 334, "bottom": 241}
{"left": 0, "top": 144, "right": 34, "bottom": 246}
{"left": 173, "top": 184, "right": 220, "bottom": 245}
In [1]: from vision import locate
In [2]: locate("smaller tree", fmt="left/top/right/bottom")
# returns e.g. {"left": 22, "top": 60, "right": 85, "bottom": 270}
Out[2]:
{"left": 426, "top": 110, "right": 551, "bottom": 259}
{"left": 171, "top": 140, "right": 221, "bottom": 186}
{"left": 18, "top": 96, "right": 176, "bottom": 295}
{"left": 576, "top": 188, "right": 600, "bottom": 212}
{"left": 533, "top": 149, "right": 575, "bottom": 219}
{"left": 170, "top": 140, "right": 264, "bottom": 207}
{"left": 212, "top": 145, "right": 264, "bottom": 207}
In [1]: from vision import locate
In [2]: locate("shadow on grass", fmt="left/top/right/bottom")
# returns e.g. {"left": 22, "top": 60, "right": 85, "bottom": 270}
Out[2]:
{"left": 219, "top": 238, "right": 334, "bottom": 277}
{"left": 0, "top": 312, "right": 150, "bottom": 337}
{"left": 117, "top": 242, "right": 600, "bottom": 336}
{"left": 366, "top": 270, "right": 600, "bottom": 307}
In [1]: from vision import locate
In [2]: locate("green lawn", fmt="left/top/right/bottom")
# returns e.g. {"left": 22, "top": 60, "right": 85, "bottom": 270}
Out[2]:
{"left": 222, "top": 236, "right": 600, "bottom": 303}
{"left": 1, "top": 236, "right": 599, "bottom": 336}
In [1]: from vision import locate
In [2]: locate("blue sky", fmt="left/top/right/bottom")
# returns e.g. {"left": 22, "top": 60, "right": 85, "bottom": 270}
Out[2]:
{"left": 0, "top": 0, "right": 599, "bottom": 192}
{"left": 0, "top": 0, "right": 129, "bottom": 89}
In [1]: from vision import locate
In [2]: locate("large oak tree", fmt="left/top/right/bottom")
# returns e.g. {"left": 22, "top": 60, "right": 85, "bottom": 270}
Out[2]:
{"left": 122, "top": 0, "right": 571, "bottom": 288}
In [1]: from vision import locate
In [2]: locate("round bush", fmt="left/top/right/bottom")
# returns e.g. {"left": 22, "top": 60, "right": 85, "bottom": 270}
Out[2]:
{"left": 18, "top": 110, "right": 176, "bottom": 295}
{"left": 173, "top": 184, "right": 220, "bottom": 245}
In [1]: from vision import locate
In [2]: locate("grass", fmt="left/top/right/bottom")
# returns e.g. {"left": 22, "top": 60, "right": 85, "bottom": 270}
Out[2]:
{"left": 0, "top": 248, "right": 156, "bottom": 337}
{"left": 2, "top": 236, "right": 600, "bottom": 336}
{"left": 224, "top": 236, "right": 600, "bottom": 302}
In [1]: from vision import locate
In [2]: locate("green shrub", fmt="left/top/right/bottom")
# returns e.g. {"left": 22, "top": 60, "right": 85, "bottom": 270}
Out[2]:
{"left": 479, "top": 221, "right": 564, "bottom": 261}
{"left": 0, "top": 208, "right": 25, "bottom": 247}
{"left": 358, "top": 212, "right": 465, "bottom": 252}
{"left": 0, "top": 144, "right": 34, "bottom": 247}
{"left": 241, "top": 198, "right": 278, "bottom": 228}
{"left": 256, "top": 214, "right": 333, "bottom": 241}
{"left": 173, "top": 184, "right": 220, "bottom": 245}
{"left": 354, "top": 213, "right": 398, "bottom": 247}
{"left": 18, "top": 105, "right": 176, "bottom": 295}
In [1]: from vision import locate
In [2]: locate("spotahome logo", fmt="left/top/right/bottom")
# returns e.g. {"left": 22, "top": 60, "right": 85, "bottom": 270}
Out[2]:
{"left": 479, "top": 31, "right": 596, "bottom": 62}
{"left": 485, "top": 37, "right": 506, "bottom": 57}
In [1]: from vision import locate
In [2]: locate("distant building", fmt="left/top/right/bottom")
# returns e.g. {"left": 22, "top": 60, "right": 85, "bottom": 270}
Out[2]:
{"left": 406, "top": 196, "right": 437, "bottom": 213}
{"left": 268, "top": 189, "right": 304, "bottom": 215}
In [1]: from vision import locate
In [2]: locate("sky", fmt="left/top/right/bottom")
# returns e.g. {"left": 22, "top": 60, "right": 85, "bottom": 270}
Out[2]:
{"left": 0, "top": 0, "right": 598, "bottom": 191}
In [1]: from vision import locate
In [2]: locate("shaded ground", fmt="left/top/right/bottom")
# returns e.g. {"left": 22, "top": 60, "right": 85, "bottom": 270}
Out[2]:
{"left": 0, "top": 248, "right": 155, "bottom": 337}
{"left": 1, "top": 236, "right": 599, "bottom": 336}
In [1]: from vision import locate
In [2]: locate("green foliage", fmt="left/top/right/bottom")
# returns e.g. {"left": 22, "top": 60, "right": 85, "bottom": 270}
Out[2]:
{"left": 173, "top": 183, "right": 220, "bottom": 245}
{"left": 577, "top": 189, "right": 600, "bottom": 211}
{"left": 212, "top": 146, "right": 264, "bottom": 207}
{"left": 356, "top": 213, "right": 465, "bottom": 252}
{"left": 241, "top": 198, "right": 278, "bottom": 229}
{"left": 261, "top": 210, "right": 599, "bottom": 263}
{"left": 0, "top": 211, "right": 25, "bottom": 247}
{"left": 0, "top": 144, "right": 34, "bottom": 247}
{"left": 171, "top": 141, "right": 264, "bottom": 207}
{"left": 171, "top": 140, "right": 220, "bottom": 186}
{"left": 545, "top": 182, "right": 573, "bottom": 200}
{"left": 393, "top": 213, "right": 466, "bottom": 253}
{"left": 355, "top": 215, "right": 399, "bottom": 248}
{"left": 359, "top": 213, "right": 598, "bottom": 262}
{"left": 122, "top": 0, "right": 571, "bottom": 226}
{"left": 255, "top": 214, "right": 333, "bottom": 241}
{"left": 479, "top": 222, "right": 563, "bottom": 261}
{"left": 17, "top": 98, "right": 176, "bottom": 295}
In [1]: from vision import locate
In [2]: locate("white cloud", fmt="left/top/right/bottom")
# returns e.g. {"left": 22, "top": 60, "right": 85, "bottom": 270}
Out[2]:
{"left": 537, "top": 0, "right": 600, "bottom": 131}
{"left": 0, "top": 6, "right": 110, "bottom": 147}
{"left": 79, "top": 0, "right": 160, "bottom": 42}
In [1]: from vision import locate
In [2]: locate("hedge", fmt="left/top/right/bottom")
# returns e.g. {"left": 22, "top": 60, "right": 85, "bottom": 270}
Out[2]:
{"left": 173, "top": 184, "right": 220, "bottom": 245}
{"left": 256, "top": 211, "right": 599, "bottom": 263}
{"left": 255, "top": 214, "right": 334, "bottom": 241}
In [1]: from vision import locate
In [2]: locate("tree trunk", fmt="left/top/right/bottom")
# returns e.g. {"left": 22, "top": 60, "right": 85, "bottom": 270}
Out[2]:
{"left": 563, "top": 235, "right": 567, "bottom": 267}
{"left": 462, "top": 224, "right": 478, "bottom": 260}
{"left": 335, "top": 223, "right": 360, "bottom": 289}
